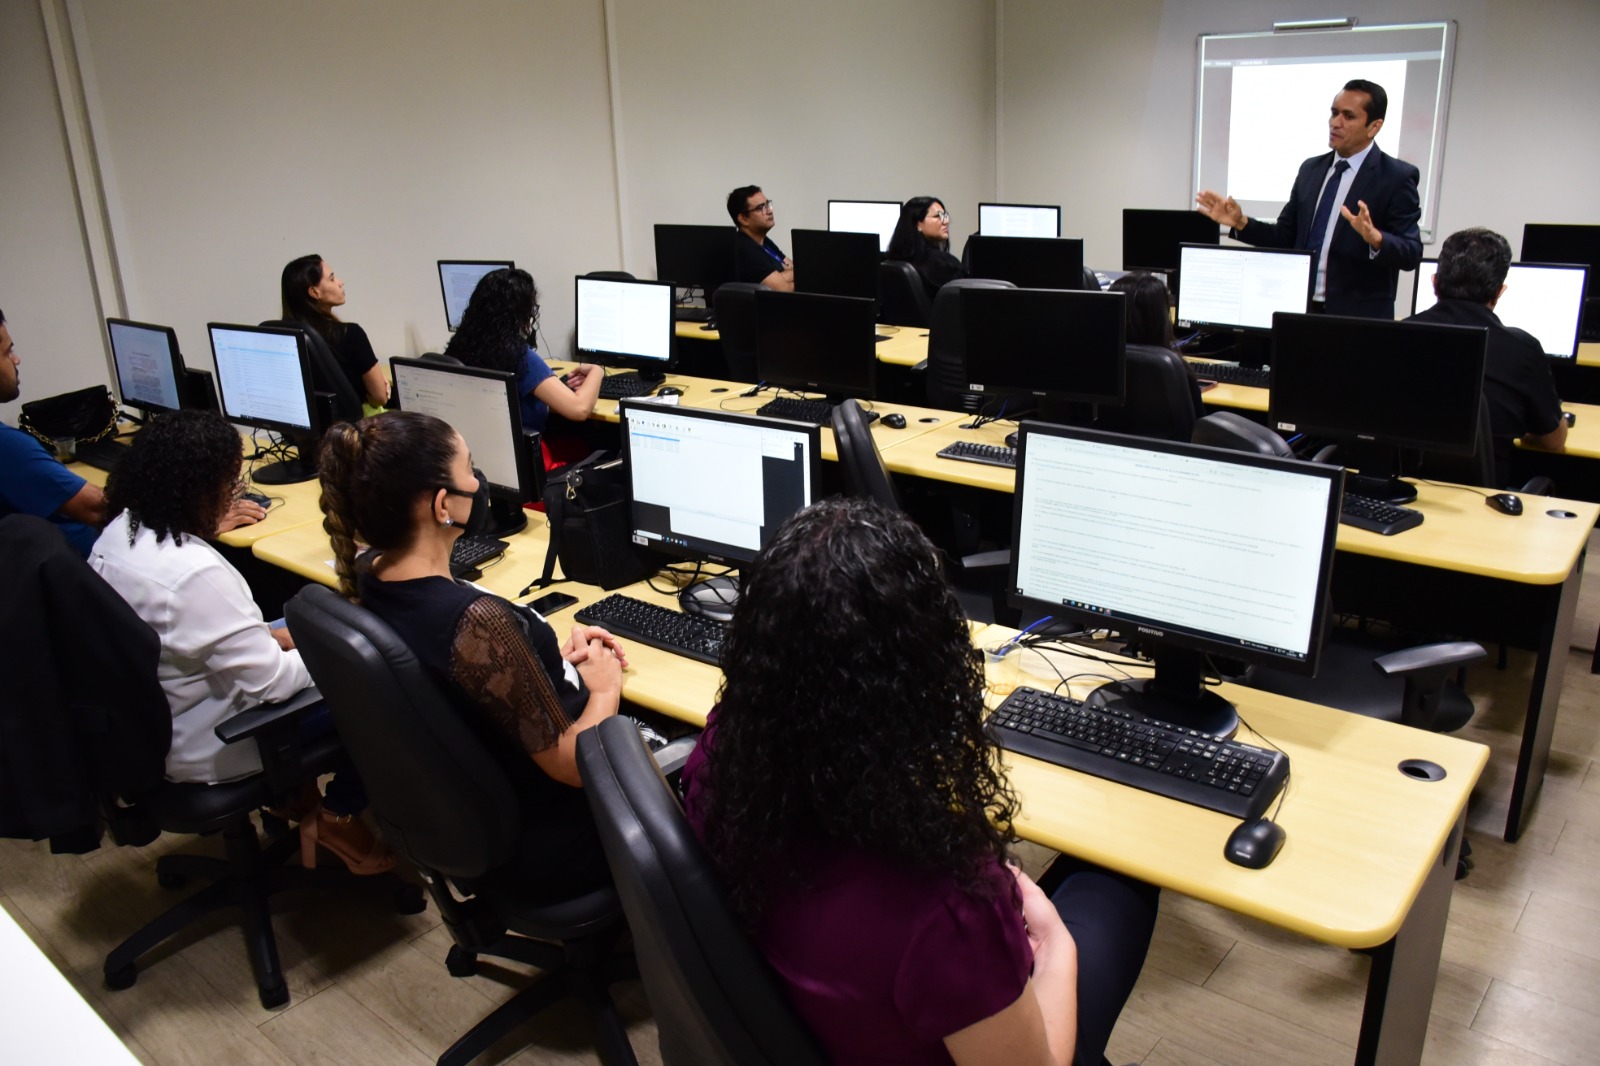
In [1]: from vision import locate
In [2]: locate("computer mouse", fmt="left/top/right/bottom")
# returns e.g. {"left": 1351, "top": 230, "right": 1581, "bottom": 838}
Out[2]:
{"left": 241, "top": 490, "right": 272, "bottom": 508}
{"left": 1224, "top": 817, "right": 1285, "bottom": 869}
{"left": 1563, "top": 410, "right": 1577, "bottom": 428}
{"left": 657, "top": 385, "right": 684, "bottom": 397}
{"left": 1487, "top": 493, "right": 1524, "bottom": 516}
{"left": 882, "top": 413, "right": 907, "bottom": 429}
{"left": 1005, "top": 431, "right": 1019, "bottom": 448}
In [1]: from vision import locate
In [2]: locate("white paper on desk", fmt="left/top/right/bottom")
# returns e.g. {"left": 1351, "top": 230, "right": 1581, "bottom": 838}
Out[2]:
{"left": 636, "top": 394, "right": 680, "bottom": 406}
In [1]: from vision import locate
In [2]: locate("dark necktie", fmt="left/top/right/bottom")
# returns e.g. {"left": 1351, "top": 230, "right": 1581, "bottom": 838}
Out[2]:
{"left": 1307, "top": 159, "right": 1351, "bottom": 254}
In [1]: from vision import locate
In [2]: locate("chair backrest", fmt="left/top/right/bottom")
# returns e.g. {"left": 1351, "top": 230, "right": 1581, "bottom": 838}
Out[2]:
{"left": 1414, "top": 394, "right": 1497, "bottom": 489}
{"left": 830, "top": 399, "right": 900, "bottom": 510}
{"left": 1095, "top": 343, "right": 1196, "bottom": 443}
{"left": 877, "top": 259, "right": 932, "bottom": 328}
{"left": 418, "top": 351, "right": 464, "bottom": 366}
{"left": 260, "top": 319, "right": 364, "bottom": 422}
{"left": 926, "top": 277, "right": 1015, "bottom": 412}
{"left": 712, "top": 282, "right": 763, "bottom": 383}
{"left": 584, "top": 270, "right": 637, "bottom": 281}
{"left": 577, "top": 718, "right": 828, "bottom": 1066}
{"left": 1192, "top": 411, "right": 1295, "bottom": 458}
{"left": 284, "top": 585, "right": 520, "bottom": 878}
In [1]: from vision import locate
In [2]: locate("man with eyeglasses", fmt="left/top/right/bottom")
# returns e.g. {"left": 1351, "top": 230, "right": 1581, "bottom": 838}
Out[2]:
{"left": 727, "top": 185, "right": 794, "bottom": 292}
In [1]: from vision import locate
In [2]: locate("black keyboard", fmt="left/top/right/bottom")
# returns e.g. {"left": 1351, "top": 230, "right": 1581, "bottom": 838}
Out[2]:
{"left": 75, "top": 436, "right": 132, "bottom": 472}
{"left": 1185, "top": 360, "right": 1272, "bottom": 389}
{"left": 673, "top": 306, "right": 712, "bottom": 323}
{"left": 575, "top": 593, "right": 726, "bottom": 666}
{"left": 597, "top": 373, "right": 656, "bottom": 400}
{"left": 449, "top": 535, "right": 508, "bottom": 578}
{"left": 937, "top": 440, "right": 1017, "bottom": 469}
{"left": 987, "top": 686, "right": 1289, "bottom": 820}
{"left": 1339, "top": 493, "right": 1424, "bottom": 535}
{"left": 755, "top": 397, "right": 879, "bottom": 427}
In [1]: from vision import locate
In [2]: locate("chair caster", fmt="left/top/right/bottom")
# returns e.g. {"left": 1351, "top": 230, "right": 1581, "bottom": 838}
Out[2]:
{"left": 258, "top": 981, "right": 289, "bottom": 1010}
{"left": 104, "top": 963, "right": 137, "bottom": 991}
{"left": 395, "top": 884, "right": 427, "bottom": 915}
{"left": 157, "top": 869, "right": 189, "bottom": 890}
{"left": 446, "top": 945, "right": 478, "bottom": 977}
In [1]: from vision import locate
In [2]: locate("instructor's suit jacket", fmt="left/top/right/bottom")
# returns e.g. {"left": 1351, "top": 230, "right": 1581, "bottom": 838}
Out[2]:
{"left": 1236, "top": 145, "right": 1423, "bottom": 319}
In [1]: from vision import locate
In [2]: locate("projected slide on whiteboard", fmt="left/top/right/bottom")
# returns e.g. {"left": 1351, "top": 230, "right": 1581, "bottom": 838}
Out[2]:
{"left": 1194, "top": 22, "right": 1456, "bottom": 242}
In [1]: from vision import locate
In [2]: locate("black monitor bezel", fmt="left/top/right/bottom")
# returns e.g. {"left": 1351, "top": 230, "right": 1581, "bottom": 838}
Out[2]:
{"left": 1175, "top": 243, "right": 1316, "bottom": 334}
{"left": 964, "top": 235, "right": 1086, "bottom": 290}
{"left": 437, "top": 260, "right": 516, "bottom": 333}
{"left": 207, "top": 322, "right": 317, "bottom": 437}
{"left": 105, "top": 317, "right": 187, "bottom": 416}
{"left": 960, "top": 287, "right": 1127, "bottom": 406}
{"left": 1120, "top": 208, "right": 1223, "bottom": 274}
{"left": 1007, "top": 420, "right": 1343, "bottom": 680}
{"left": 826, "top": 200, "right": 902, "bottom": 253}
{"left": 790, "top": 228, "right": 882, "bottom": 301}
{"left": 753, "top": 290, "right": 879, "bottom": 400}
{"left": 390, "top": 356, "right": 540, "bottom": 511}
{"left": 1411, "top": 258, "right": 1589, "bottom": 360}
{"left": 1269, "top": 311, "right": 1488, "bottom": 456}
{"left": 1521, "top": 223, "right": 1600, "bottom": 272}
{"left": 572, "top": 275, "right": 679, "bottom": 374}
{"left": 617, "top": 399, "right": 822, "bottom": 569}
{"left": 977, "top": 202, "right": 1063, "bottom": 239}
{"left": 652, "top": 224, "right": 738, "bottom": 294}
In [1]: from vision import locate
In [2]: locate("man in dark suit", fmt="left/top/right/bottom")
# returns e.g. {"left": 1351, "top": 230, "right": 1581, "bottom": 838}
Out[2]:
{"left": 1196, "top": 79, "right": 1423, "bottom": 318}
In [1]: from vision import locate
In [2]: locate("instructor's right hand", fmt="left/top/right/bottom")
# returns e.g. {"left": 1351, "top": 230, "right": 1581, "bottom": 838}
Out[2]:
{"left": 1195, "top": 190, "right": 1246, "bottom": 230}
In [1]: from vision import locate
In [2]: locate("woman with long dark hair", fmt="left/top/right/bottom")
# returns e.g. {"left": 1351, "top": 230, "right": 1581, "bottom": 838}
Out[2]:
{"left": 280, "top": 254, "right": 391, "bottom": 410}
{"left": 886, "top": 196, "right": 965, "bottom": 299}
{"left": 683, "top": 497, "right": 1157, "bottom": 1065}
{"left": 1108, "top": 271, "right": 1205, "bottom": 417}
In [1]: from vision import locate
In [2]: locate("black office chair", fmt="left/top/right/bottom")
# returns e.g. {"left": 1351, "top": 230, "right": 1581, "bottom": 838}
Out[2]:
{"left": 1413, "top": 394, "right": 1555, "bottom": 495}
{"left": 1094, "top": 343, "right": 1198, "bottom": 443}
{"left": 585, "top": 270, "right": 637, "bottom": 281}
{"left": 925, "top": 278, "right": 1015, "bottom": 411}
{"left": 0, "top": 515, "right": 409, "bottom": 1010}
{"left": 285, "top": 585, "right": 639, "bottom": 1066}
{"left": 419, "top": 351, "right": 464, "bottom": 366}
{"left": 712, "top": 282, "right": 763, "bottom": 383}
{"left": 261, "top": 319, "right": 364, "bottom": 422}
{"left": 577, "top": 717, "right": 828, "bottom": 1066}
{"left": 878, "top": 259, "right": 933, "bottom": 327}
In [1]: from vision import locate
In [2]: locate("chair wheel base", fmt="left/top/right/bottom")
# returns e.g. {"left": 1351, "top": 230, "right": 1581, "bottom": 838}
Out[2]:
{"left": 104, "top": 963, "right": 137, "bottom": 991}
{"left": 259, "top": 981, "right": 289, "bottom": 1009}
{"left": 446, "top": 945, "right": 478, "bottom": 977}
{"left": 395, "top": 884, "right": 427, "bottom": 915}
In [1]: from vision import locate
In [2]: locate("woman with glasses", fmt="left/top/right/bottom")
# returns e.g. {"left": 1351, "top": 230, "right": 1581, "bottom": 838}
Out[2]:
{"left": 886, "top": 196, "right": 966, "bottom": 300}
{"left": 445, "top": 267, "right": 601, "bottom": 438}
{"left": 89, "top": 410, "right": 392, "bottom": 874}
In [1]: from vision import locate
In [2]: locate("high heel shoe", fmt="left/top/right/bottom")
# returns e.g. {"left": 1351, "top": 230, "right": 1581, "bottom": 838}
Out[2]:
{"left": 299, "top": 805, "right": 397, "bottom": 875}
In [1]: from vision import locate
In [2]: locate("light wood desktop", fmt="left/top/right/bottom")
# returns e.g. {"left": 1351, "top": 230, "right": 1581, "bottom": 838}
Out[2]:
{"left": 1198, "top": 381, "right": 1268, "bottom": 413}
{"left": 674, "top": 320, "right": 930, "bottom": 368}
{"left": 1577, "top": 340, "right": 1599, "bottom": 368}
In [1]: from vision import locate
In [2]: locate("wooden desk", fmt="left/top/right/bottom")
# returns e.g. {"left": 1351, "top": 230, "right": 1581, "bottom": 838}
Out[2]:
{"left": 1199, "top": 381, "right": 1269, "bottom": 413}
{"left": 673, "top": 321, "right": 930, "bottom": 368}
{"left": 1577, "top": 341, "right": 1599, "bottom": 369}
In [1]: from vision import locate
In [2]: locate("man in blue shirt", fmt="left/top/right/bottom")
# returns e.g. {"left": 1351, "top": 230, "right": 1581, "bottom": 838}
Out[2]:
{"left": 0, "top": 309, "right": 107, "bottom": 555}
{"left": 728, "top": 185, "right": 795, "bottom": 291}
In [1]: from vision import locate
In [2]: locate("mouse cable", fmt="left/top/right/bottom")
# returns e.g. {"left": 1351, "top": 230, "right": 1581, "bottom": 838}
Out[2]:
{"left": 1413, "top": 478, "right": 1494, "bottom": 499}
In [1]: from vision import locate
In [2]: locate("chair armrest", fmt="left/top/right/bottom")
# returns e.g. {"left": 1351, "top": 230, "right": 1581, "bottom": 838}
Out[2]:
{"left": 1310, "top": 444, "right": 1338, "bottom": 464}
{"left": 214, "top": 686, "right": 324, "bottom": 745}
{"left": 910, "top": 359, "right": 928, "bottom": 373}
{"left": 651, "top": 736, "right": 699, "bottom": 780}
{"left": 959, "top": 548, "right": 1011, "bottom": 573}
{"left": 1518, "top": 475, "right": 1554, "bottom": 497}
{"left": 1373, "top": 642, "right": 1486, "bottom": 678}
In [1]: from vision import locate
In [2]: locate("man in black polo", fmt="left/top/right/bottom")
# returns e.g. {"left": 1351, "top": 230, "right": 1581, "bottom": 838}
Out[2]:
{"left": 727, "top": 185, "right": 794, "bottom": 291}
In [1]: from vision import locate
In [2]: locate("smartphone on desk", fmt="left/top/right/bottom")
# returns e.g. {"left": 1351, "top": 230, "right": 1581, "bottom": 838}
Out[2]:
{"left": 527, "top": 590, "right": 578, "bottom": 617}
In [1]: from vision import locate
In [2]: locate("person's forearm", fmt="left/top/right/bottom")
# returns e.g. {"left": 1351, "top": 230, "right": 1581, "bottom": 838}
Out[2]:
{"left": 1030, "top": 941, "right": 1078, "bottom": 1065}
{"left": 550, "top": 687, "right": 621, "bottom": 784}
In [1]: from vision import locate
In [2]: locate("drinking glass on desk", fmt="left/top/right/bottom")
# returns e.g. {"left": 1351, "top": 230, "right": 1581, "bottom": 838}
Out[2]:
{"left": 51, "top": 436, "right": 76, "bottom": 462}
{"left": 983, "top": 640, "right": 1059, "bottom": 698}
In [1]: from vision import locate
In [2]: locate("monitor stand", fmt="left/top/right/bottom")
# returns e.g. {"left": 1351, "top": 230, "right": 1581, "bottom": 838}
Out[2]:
{"left": 253, "top": 430, "right": 320, "bottom": 485}
{"left": 1084, "top": 646, "right": 1238, "bottom": 738}
{"left": 1343, "top": 442, "right": 1417, "bottom": 504}
{"left": 680, "top": 574, "right": 739, "bottom": 623}
{"left": 487, "top": 496, "right": 528, "bottom": 537}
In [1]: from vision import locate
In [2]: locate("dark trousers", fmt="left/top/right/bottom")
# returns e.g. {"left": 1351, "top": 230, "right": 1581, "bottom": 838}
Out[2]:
{"left": 297, "top": 702, "right": 368, "bottom": 817}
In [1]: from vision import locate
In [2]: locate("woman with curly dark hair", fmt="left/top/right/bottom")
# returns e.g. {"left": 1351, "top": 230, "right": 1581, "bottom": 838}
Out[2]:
{"left": 89, "top": 410, "right": 392, "bottom": 873}
{"left": 318, "top": 410, "right": 626, "bottom": 899}
{"left": 281, "top": 254, "right": 391, "bottom": 411}
{"left": 682, "top": 497, "right": 1157, "bottom": 1065}
{"left": 444, "top": 267, "right": 601, "bottom": 437}
{"left": 886, "top": 195, "right": 965, "bottom": 300}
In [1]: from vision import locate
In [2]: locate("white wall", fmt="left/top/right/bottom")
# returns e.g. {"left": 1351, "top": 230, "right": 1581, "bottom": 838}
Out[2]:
{"left": 997, "top": 0, "right": 1600, "bottom": 310}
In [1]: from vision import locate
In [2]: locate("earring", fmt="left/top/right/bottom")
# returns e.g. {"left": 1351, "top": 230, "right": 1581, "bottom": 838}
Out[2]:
{"left": 440, "top": 517, "right": 454, "bottom": 527}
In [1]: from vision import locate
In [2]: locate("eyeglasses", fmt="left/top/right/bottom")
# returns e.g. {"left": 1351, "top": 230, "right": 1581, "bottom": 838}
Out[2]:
{"left": 746, "top": 200, "right": 775, "bottom": 214}
{"left": 930, "top": 211, "right": 950, "bottom": 223}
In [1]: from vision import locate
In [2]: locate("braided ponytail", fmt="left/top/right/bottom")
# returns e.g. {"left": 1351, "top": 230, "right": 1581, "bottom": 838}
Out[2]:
{"left": 318, "top": 421, "right": 368, "bottom": 601}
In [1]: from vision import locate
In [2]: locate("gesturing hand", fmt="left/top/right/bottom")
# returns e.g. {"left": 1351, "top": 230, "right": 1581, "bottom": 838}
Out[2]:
{"left": 1195, "top": 190, "right": 1245, "bottom": 230}
{"left": 1339, "top": 200, "right": 1384, "bottom": 250}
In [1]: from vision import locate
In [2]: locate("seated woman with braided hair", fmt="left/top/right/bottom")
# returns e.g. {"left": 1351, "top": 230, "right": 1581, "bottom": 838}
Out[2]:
{"left": 682, "top": 497, "right": 1158, "bottom": 1066}
{"left": 317, "top": 411, "right": 627, "bottom": 899}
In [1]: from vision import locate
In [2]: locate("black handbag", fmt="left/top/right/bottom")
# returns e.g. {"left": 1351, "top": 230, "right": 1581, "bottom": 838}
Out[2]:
{"left": 18, "top": 385, "right": 119, "bottom": 450}
{"left": 530, "top": 451, "right": 656, "bottom": 591}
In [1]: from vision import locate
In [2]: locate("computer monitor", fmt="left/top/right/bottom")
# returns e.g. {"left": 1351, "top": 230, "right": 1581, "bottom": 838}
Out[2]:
{"left": 1121, "top": 209, "right": 1222, "bottom": 276}
{"left": 791, "top": 229, "right": 880, "bottom": 301}
{"left": 827, "top": 200, "right": 901, "bottom": 254}
{"left": 965, "top": 236, "right": 1086, "bottom": 290}
{"left": 978, "top": 203, "right": 1062, "bottom": 239}
{"left": 1269, "top": 312, "right": 1487, "bottom": 503}
{"left": 391, "top": 357, "right": 540, "bottom": 536}
{"left": 208, "top": 322, "right": 319, "bottom": 485}
{"left": 1176, "top": 243, "right": 1315, "bottom": 366}
{"left": 106, "top": 318, "right": 185, "bottom": 415}
{"left": 1522, "top": 224, "right": 1600, "bottom": 341}
{"left": 1413, "top": 259, "right": 1588, "bottom": 359}
{"left": 618, "top": 399, "right": 821, "bottom": 617}
{"left": 653, "top": 224, "right": 738, "bottom": 299}
{"left": 574, "top": 276, "right": 676, "bottom": 384}
{"left": 960, "top": 288, "right": 1126, "bottom": 408}
{"left": 438, "top": 260, "right": 515, "bottom": 333}
{"left": 1009, "top": 422, "right": 1343, "bottom": 737}
{"left": 754, "top": 291, "right": 878, "bottom": 402}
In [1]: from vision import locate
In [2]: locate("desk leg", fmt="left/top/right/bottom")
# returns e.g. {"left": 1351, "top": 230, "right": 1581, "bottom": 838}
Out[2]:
{"left": 1507, "top": 550, "right": 1582, "bottom": 842}
{"left": 1354, "top": 810, "right": 1463, "bottom": 1066}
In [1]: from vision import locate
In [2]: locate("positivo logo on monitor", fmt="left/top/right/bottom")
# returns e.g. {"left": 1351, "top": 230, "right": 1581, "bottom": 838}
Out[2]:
{"left": 1136, "top": 625, "right": 1166, "bottom": 638}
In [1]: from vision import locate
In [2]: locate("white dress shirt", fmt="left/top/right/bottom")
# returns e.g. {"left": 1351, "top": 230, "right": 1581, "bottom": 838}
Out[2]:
{"left": 89, "top": 511, "right": 312, "bottom": 784}
{"left": 1312, "top": 141, "right": 1376, "bottom": 301}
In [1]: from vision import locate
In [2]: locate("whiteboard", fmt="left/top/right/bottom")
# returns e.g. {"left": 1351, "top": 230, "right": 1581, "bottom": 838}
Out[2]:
{"left": 1193, "top": 22, "right": 1456, "bottom": 242}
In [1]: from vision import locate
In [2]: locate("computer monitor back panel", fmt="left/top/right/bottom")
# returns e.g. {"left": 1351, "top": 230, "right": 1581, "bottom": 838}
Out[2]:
{"left": 827, "top": 200, "right": 901, "bottom": 254}
{"left": 978, "top": 203, "right": 1062, "bottom": 239}
{"left": 965, "top": 236, "right": 1086, "bottom": 290}
{"left": 1521, "top": 223, "right": 1600, "bottom": 273}
{"left": 1176, "top": 244, "right": 1314, "bottom": 332}
{"left": 106, "top": 318, "right": 185, "bottom": 414}
{"left": 618, "top": 400, "right": 820, "bottom": 568}
{"left": 1270, "top": 312, "right": 1487, "bottom": 456}
{"left": 1010, "top": 423, "right": 1341, "bottom": 680}
{"left": 791, "top": 229, "right": 880, "bottom": 301}
{"left": 1412, "top": 260, "right": 1588, "bottom": 359}
{"left": 961, "top": 288, "right": 1126, "bottom": 405}
{"left": 754, "top": 291, "right": 878, "bottom": 400}
{"left": 653, "top": 225, "right": 738, "bottom": 294}
{"left": 208, "top": 323, "right": 315, "bottom": 434}
{"left": 438, "top": 261, "right": 515, "bottom": 332}
{"left": 1122, "top": 209, "right": 1222, "bottom": 273}
{"left": 575, "top": 276, "right": 676, "bottom": 373}
{"left": 391, "top": 357, "right": 534, "bottom": 505}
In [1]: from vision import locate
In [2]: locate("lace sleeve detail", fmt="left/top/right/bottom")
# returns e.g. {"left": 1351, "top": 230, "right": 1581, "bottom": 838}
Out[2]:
{"left": 451, "top": 596, "right": 573, "bottom": 758}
